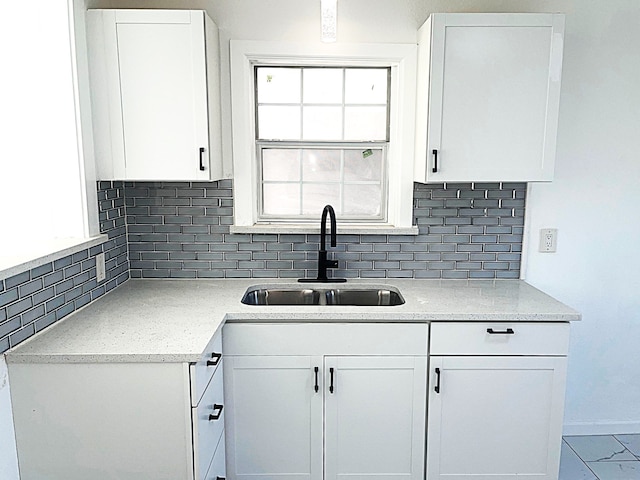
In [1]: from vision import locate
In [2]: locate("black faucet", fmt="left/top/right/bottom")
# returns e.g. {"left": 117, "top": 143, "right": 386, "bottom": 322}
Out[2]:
{"left": 299, "top": 205, "right": 346, "bottom": 283}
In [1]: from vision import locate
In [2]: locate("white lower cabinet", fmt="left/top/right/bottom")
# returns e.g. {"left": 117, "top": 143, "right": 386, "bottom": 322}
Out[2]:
{"left": 224, "top": 355, "right": 323, "bottom": 480}
{"left": 324, "top": 356, "right": 428, "bottom": 480}
{"left": 8, "top": 319, "right": 571, "bottom": 480}
{"left": 8, "top": 332, "right": 225, "bottom": 480}
{"left": 426, "top": 323, "right": 570, "bottom": 480}
{"left": 223, "top": 323, "right": 429, "bottom": 480}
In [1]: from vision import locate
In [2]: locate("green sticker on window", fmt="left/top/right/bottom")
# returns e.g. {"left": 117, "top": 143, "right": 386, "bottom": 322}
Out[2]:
{"left": 362, "top": 149, "right": 373, "bottom": 158}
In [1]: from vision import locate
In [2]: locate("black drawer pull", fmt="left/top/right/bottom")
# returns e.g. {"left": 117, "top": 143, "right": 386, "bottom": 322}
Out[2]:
{"left": 208, "top": 404, "right": 224, "bottom": 421}
{"left": 487, "top": 328, "right": 515, "bottom": 335}
{"left": 216, "top": 477, "right": 225, "bottom": 480}
{"left": 207, "top": 352, "right": 222, "bottom": 366}
{"left": 434, "top": 367, "right": 441, "bottom": 394}
{"left": 432, "top": 149, "right": 438, "bottom": 173}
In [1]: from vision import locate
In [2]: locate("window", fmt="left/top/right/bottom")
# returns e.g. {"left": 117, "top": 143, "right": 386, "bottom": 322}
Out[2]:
{"left": 256, "top": 66, "right": 389, "bottom": 221}
{"left": 0, "top": 0, "right": 102, "bottom": 273}
{"left": 230, "top": 41, "right": 418, "bottom": 233}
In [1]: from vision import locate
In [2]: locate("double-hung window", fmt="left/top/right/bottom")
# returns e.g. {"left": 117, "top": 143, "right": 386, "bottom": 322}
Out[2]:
{"left": 230, "top": 41, "right": 418, "bottom": 233}
{"left": 257, "top": 66, "right": 389, "bottom": 221}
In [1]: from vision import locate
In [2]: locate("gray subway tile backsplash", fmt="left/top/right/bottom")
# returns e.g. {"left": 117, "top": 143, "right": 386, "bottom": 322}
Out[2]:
{"left": 123, "top": 180, "right": 525, "bottom": 281}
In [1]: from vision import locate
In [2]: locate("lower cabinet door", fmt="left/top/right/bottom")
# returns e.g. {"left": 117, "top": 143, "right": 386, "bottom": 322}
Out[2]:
{"left": 426, "top": 356, "right": 567, "bottom": 480}
{"left": 224, "top": 356, "right": 323, "bottom": 480}
{"left": 324, "top": 356, "right": 428, "bottom": 480}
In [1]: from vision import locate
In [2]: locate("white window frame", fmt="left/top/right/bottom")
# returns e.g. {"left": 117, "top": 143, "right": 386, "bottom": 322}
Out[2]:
{"left": 230, "top": 40, "right": 418, "bottom": 234}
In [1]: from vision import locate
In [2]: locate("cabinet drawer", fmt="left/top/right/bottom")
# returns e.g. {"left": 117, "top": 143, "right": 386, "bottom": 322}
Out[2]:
{"left": 190, "top": 331, "right": 223, "bottom": 407}
{"left": 430, "top": 322, "right": 569, "bottom": 356}
{"left": 223, "top": 323, "right": 429, "bottom": 356}
{"left": 203, "top": 432, "right": 225, "bottom": 480}
{"left": 193, "top": 363, "right": 225, "bottom": 480}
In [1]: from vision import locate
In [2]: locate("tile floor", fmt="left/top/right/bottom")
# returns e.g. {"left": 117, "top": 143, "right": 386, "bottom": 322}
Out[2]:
{"left": 561, "top": 435, "right": 640, "bottom": 479}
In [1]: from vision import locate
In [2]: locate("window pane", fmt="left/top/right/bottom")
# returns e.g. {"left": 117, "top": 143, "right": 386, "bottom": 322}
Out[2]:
{"left": 263, "top": 183, "right": 300, "bottom": 215}
{"left": 256, "top": 67, "right": 301, "bottom": 103}
{"left": 343, "top": 184, "right": 382, "bottom": 216}
{"left": 303, "top": 68, "right": 343, "bottom": 104}
{"left": 344, "top": 106, "right": 387, "bottom": 140}
{"left": 302, "top": 106, "right": 342, "bottom": 140}
{"left": 344, "top": 149, "right": 382, "bottom": 182}
{"left": 263, "top": 149, "right": 300, "bottom": 181}
{"left": 258, "top": 106, "right": 301, "bottom": 140}
{"left": 345, "top": 69, "right": 388, "bottom": 104}
{"left": 302, "top": 149, "right": 341, "bottom": 182}
{"left": 302, "top": 184, "right": 340, "bottom": 215}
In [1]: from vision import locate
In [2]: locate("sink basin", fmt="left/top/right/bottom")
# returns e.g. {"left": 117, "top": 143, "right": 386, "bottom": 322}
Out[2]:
{"left": 241, "top": 288, "right": 321, "bottom": 305}
{"left": 324, "top": 288, "right": 405, "bottom": 306}
{"left": 241, "top": 286, "right": 404, "bottom": 306}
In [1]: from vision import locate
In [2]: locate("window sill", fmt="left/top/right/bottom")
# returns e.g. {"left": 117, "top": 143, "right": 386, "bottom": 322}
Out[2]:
{"left": 0, "top": 235, "right": 108, "bottom": 282}
{"left": 229, "top": 224, "right": 419, "bottom": 235}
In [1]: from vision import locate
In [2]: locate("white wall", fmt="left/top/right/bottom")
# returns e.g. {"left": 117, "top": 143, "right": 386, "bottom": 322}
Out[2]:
{"left": 0, "top": 358, "right": 19, "bottom": 479}
{"left": 524, "top": 0, "right": 640, "bottom": 434}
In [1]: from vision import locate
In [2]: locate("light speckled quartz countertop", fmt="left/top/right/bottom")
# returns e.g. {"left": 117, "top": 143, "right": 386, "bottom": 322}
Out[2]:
{"left": 5, "top": 279, "right": 580, "bottom": 364}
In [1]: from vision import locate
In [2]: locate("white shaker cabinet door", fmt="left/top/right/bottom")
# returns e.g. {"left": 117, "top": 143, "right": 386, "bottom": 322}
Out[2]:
{"left": 426, "top": 356, "right": 567, "bottom": 480}
{"left": 116, "top": 12, "right": 208, "bottom": 180}
{"left": 88, "top": 9, "right": 223, "bottom": 181}
{"left": 416, "top": 14, "right": 564, "bottom": 182}
{"left": 324, "top": 356, "right": 427, "bottom": 480}
{"left": 223, "top": 356, "right": 323, "bottom": 480}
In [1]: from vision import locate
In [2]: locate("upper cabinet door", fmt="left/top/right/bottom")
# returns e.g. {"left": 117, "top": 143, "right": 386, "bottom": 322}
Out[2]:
{"left": 415, "top": 14, "right": 564, "bottom": 183}
{"left": 88, "top": 9, "right": 224, "bottom": 181}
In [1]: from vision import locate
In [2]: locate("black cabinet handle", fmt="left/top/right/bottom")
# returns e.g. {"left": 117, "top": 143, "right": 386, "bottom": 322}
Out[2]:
{"left": 434, "top": 367, "right": 441, "bottom": 393}
{"left": 216, "top": 477, "right": 225, "bottom": 480}
{"left": 314, "top": 367, "right": 319, "bottom": 393}
{"left": 207, "top": 352, "right": 222, "bottom": 367}
{"left": 432, "top": 149, "right": 438, "bottom": 173}
{"left": 329, "top": 367, "right": 334, "bottom": 394}
{"left": 208, "top": 404, "right": 223, "bottom": 421}
{"left": 199, "top": 147, "right": 206, "bottom": 171}
{"left": 487, "top": 328, "right": 515, "bottom": 335}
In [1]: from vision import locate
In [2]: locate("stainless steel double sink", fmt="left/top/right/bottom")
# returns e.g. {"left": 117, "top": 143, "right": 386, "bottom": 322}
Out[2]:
{"left": 241, "top": 286, "right": 405, "bottom": 306}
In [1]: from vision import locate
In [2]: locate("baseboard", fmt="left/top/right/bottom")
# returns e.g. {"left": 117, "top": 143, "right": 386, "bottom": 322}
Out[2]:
{"left": 563, "top": 421, "right": 640, "bottom": 436}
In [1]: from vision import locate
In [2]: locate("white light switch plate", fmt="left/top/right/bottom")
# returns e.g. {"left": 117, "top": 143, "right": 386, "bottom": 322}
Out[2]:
{"left": 539, "top": 228, "right": 558, "bottom": 253}
{"left": 96, "top": 253, "right": 106, "bottom": 282}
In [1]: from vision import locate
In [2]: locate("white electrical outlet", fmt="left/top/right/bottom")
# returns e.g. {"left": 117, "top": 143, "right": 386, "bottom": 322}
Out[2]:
{"left": 539, "top": 228, "right": 558, "bottom": 253}
{"left": 96, "top": 253, "right": 106, "bottom": 282}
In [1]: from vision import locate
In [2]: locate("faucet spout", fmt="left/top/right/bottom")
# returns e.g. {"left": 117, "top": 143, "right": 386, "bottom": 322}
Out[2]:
{"left": 320, "top": 205, "right": 337, "bottom": 250}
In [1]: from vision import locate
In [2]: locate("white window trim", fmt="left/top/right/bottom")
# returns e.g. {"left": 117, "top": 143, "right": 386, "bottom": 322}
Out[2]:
{"left": 230, "top": 40, "right": 418, "bottom": 233}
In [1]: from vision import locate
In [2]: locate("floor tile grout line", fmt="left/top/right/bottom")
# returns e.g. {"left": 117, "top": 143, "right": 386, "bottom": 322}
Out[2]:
{"left": 563, "top": 437, "right": 602, "bottom": 480}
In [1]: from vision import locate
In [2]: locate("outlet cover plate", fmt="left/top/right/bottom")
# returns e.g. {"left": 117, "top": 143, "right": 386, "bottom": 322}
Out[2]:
{"left": 539, "top": 228, "right": 558, "bottom": 253}
{"left": 96, "top": 253, "right": 106, "bottom": 282}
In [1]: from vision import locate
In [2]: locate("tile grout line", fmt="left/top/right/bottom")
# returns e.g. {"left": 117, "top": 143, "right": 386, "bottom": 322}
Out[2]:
{"left": 563, "top": 437, "right": 602, "bottom": 480}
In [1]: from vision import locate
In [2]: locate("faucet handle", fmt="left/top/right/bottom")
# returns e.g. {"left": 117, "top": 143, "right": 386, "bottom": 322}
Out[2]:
{"left": 326, "top": 259, "right": 338, "bottom": 269}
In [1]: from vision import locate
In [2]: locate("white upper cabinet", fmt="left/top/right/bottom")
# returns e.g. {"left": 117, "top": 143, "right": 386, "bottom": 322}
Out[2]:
{"left": 87, "top": 9, "right": 225, "bottom": 181}
{"left": 415, "top": 14, "right": 565, "bottom": 183}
